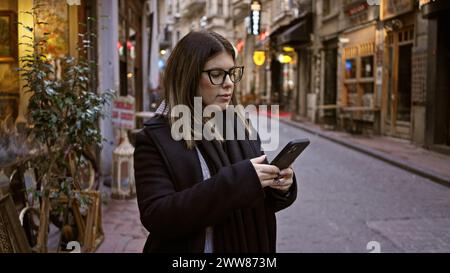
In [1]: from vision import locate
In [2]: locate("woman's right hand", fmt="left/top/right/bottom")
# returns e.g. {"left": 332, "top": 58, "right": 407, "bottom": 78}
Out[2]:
{"left": 250, "top": 155, "right": 281, "bottom": 188}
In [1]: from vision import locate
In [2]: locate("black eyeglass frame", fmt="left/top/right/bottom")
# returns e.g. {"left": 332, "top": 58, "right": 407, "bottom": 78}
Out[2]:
{"left": 202, "top": 66, "right": 245, "bottom": 86}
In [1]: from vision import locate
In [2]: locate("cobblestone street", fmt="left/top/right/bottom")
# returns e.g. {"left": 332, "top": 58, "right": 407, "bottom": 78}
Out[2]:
{"left": 267, "top": 122, "right": 450, "bottom": 253}
{"left": 95, "top": 198, "right": 148, "bottom": 253}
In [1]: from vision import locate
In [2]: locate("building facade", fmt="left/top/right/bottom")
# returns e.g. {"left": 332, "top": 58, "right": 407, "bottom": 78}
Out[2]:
{"left": 420, "top": 0, "right": 450, "bottom": 154}
{"left": 143, "top": 0, "right": 449, "bottom": 155}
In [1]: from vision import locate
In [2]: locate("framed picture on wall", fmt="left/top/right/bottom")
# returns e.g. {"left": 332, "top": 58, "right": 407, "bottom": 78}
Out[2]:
{"left": 0, "top": 11, "right": 17, "bottom": 63}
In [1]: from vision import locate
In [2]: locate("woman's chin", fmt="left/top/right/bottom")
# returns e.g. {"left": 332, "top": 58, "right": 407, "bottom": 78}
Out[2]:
{"left": 211, "top": 102, "right": 229, "bottom": 110}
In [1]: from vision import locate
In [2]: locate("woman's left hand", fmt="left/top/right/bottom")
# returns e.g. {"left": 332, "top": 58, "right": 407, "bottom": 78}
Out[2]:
{"left": 269, "top": 165, "right": 294, "bottom": 193}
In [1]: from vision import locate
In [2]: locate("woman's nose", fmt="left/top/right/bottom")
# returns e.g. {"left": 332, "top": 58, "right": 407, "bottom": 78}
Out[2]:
{"left": 222, "top": 74, "right": 234, "bottom": 88}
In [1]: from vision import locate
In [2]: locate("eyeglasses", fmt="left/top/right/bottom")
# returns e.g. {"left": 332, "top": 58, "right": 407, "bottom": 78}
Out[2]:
{"left": 202, "top": 66, "right": 244, "bottom": 85}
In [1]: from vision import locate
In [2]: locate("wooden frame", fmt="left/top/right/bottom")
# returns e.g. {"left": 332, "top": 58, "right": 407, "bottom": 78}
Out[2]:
{"left": 81, "top": 191, "right": 104, "bottom": 253}
{"left": 0, "top": 11, "right": 17, "bottom": 63}
{"left": 0, "top": 194, "right": 31, "bottom": 253}
{"left": 50, "top": 189, "right": 104, "bottom": 253}
{"left": 382, "top": 25, "right": 414, "bottom": 138}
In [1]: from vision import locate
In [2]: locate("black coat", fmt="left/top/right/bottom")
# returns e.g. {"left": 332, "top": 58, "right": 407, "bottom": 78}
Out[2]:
{"left": 134, "top": 115, "right": 297, "bottom": 253}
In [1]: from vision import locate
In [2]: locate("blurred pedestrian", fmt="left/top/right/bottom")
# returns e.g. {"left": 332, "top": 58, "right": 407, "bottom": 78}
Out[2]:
{"left": 134, "top": 31, "right": 297, "bottom": 253}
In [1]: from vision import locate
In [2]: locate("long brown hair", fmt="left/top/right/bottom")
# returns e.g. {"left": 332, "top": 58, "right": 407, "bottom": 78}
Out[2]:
{"left": 162, "top": 31, "right": 250, "bottom": 148}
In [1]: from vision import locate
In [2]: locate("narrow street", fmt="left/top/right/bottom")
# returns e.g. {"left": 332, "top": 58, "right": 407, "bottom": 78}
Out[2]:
{"left": 2, "top": 0, "right": 450, "bottom": 257}
{"left": 266, "top": 122, "right": 450, "bottom": 253}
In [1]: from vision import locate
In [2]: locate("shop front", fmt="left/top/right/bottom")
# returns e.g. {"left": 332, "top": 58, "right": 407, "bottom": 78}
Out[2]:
{"left": 421, "top": 0, "right": 450, "bottom": 154}
{"left": 0, "top": 0, "right": 96, "bottom": 132}
{"left": 252, "top": 30, "right": 270, "bottom": 105}
{"left": 0, "top": 0, "right": 102, "bottom": 252}
{"left": 339, "top": 23, "right": 379, "bottom": 134}
{"left": 269, "top": 13, "right": 312, "bottom": 114}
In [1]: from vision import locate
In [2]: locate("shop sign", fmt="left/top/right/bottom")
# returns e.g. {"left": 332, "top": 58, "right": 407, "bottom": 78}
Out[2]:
{"left": 112, "top": 96, "right": 135, "bottom": 129}
{"left": 249, "top": 1, "right": 261, "bottom": 36}
{"left": 380, "top": 0, "right": 414, "bottom": 21}
{"left": 345, "top": 2, "right": 369, "bottom": 16}
{"left": 253, "top": 51, "right": 265, "bottom": 66}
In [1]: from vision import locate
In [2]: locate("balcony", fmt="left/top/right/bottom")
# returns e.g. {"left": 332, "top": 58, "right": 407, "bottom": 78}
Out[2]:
{"left": 181, "top": 0, "right": 206, "bottom": 18}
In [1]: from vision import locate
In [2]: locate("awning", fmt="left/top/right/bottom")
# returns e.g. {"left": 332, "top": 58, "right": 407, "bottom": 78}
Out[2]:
{"left": 271, "top": 14, "right": 312, "bottom": 47}
{"left": 421, "top": 0, "right": 450, "bottom": 18}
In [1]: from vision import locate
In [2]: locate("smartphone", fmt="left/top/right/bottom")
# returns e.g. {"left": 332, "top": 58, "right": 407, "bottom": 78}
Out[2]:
{"left": 270, "top": 139, "right": 310, "bottom": 170}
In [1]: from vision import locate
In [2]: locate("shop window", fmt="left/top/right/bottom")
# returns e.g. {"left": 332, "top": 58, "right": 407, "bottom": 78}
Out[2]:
{"left": 345, "top": 58, "right": 356, "bottom": 79}
{"left": 360, "top": 56, "right": 374, "bottom": 78}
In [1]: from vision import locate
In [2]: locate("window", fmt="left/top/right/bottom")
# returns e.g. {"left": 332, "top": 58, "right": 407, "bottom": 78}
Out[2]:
{"left": 217, "top": 0, "right": 223, "bottom": 15}
{"left": 323, "top": 0, "right": 331, "bottom": 17}
{"left": 361, "top": 56, "right": 374, "bottom": 78}
{"left": 345, "top": 59, "right": 357, "bottom": 79}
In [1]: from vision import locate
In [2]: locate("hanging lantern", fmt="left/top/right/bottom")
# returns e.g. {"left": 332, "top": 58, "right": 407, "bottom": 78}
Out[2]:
{"left": 111, "top": 130, "right": 136, "bottom": 199}
{"left": 253, "top": 51, "right": 266, "bottom": 66}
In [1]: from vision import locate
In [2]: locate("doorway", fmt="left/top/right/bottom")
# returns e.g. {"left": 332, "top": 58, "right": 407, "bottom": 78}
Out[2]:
{"left": 118, "top": 0, "right": 143, "bottom": 110}
{"left": 434, "top": 15, "right": 450, "bottom": 148}
{"left": 385, "top": 26, "right": 414, "bottom": 139}
{"left": 323, "top": 39, "right": 338, "bottom": 125}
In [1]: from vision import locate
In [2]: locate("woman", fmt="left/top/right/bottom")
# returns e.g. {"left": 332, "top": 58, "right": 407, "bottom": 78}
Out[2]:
{"left": 134, "top": 31, "right": 297, "bottom": 253}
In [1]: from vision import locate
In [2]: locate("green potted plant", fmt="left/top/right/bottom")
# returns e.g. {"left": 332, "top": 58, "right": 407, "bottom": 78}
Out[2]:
{"left": 17, "top": 2, "right": 114, "bottom": 252}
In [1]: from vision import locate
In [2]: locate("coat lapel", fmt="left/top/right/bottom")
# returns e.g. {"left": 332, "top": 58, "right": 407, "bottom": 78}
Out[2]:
{"left": 144, "top": 116, "right": 204, "bottom": 190}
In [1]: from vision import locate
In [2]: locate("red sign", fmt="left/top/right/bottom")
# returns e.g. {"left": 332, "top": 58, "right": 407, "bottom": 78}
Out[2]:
{"left": 112, "top": 96, "right": 135, "bottom": 129}
{"left": 346, "top": 2, "right": 369, "bottom": 16}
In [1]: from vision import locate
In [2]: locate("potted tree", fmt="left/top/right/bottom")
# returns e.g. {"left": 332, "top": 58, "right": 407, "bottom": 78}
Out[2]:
{"left": 17, "top": 2, "right": 114, "bottom": 252}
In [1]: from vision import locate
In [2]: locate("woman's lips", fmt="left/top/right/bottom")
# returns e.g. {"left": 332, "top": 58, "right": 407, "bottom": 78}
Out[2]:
{"left": 217, "top": 94, "right": 232, "bottom": 101}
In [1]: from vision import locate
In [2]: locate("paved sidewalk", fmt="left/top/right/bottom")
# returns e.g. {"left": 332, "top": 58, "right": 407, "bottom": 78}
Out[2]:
{"left": 279, "top": 117, "right": 450, "bottom": 187}
{"left": 95, "top": 195, "right": 148, "bottom": 253}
